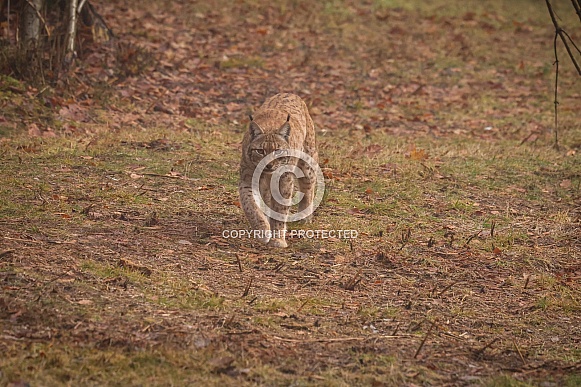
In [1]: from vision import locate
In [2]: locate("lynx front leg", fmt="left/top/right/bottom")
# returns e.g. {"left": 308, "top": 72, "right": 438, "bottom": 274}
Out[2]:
{"left": 267, "top": 172, "right": 294, "bottom": 248}
{"left": 239, "top": 183, "right": 271, "bottom": 244}
{"left": 297, "top": 160, "right": 316, "bottom": 223}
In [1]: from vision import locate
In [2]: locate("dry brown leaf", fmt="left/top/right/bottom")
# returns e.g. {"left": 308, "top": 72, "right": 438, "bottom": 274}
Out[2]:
{"left": 118, "top": 258, "right": 152, "bottom": 276}
{"left": 559, "top": 179, "right": 571, "bottom": 189}
{"left": 406, "top": 145, "right": 429, "bottom": 161}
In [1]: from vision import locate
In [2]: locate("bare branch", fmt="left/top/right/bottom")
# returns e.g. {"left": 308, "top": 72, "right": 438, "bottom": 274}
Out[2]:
{"left": 563, "top": 30, "right": 581, "bottom": 56}
{"left": 553, "top": 32, "right": 560, "bottom": 149}
{"left": 546, "top": 0, "right": 581, "bottom": 75}
{"left": 78, "top": 0, "right": 88, "bottom": 13}
{"left": 572, "top": 0, "right": 581, "bottom": 23}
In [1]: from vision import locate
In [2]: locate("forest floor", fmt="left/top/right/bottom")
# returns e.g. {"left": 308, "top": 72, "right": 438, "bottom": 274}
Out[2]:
{"left": 1, "top": 0, "right": 580, "bottom": 386}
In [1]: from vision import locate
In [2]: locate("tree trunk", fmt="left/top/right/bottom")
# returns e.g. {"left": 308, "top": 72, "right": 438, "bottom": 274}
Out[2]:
{"left": 20, "top": 0, "right": 44, "bottom": 46}
{"left": 64, "top": 0, "right": 79, "bottom": 65}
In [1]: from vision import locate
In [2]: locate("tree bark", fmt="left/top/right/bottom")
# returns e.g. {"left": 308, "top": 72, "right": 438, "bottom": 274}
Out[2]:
{"left": 64, "top": 0, "right": 79, "bottom": 65}
{"left": 20, "top": 0, "right": 44, "bottom": 46}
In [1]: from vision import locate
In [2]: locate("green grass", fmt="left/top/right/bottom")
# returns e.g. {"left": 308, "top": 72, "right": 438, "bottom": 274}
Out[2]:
{"left": 1, "top": 345, "right": 244, "bottom": 386}
{"left": 1, "top": 0, "right": 580, "bottom": 385}
{"left": 3, "top": 124, "right": 578, "bottom": 384}
{"left": 484, "top": 375, "right": 536, "bottom": 387}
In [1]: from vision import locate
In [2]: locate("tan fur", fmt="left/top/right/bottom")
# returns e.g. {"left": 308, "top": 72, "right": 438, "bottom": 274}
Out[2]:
{"left": 239, "top": 93, "right": 318, "bottom": 248}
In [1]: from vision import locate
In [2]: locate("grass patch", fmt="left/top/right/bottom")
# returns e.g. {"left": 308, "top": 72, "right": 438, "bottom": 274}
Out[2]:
{"left": 1, "top": 0, "right": 580, "bottom": 385}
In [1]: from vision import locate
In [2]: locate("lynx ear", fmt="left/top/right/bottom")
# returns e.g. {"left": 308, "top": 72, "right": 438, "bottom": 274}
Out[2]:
{"left": 278, "top": 121, "right": 291, "bottom": 141}
{"left": 249, "top": 121, "right": 264, "bottom": 138}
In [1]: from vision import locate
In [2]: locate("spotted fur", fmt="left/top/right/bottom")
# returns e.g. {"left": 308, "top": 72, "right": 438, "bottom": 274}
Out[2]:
{"left": 239, "top": 93, "right": 318, "bottom": 248}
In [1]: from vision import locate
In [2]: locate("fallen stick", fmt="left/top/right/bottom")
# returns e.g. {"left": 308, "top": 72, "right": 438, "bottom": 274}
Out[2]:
{"left": 474, "top": 337, "right": 499, "bottom": 356}
{"left": 271, "top": 335, "right": 404, "bottom": 343}
{"left": 414, "top": 319, "right": 437, "bottom": 359}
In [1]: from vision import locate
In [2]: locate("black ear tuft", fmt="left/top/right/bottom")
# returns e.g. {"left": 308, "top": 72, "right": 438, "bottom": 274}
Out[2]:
{"left": 286, "top": 114, "right": 290, "bottom": 122}
{"left": 278, "top": 121, "right": 291, "bottom": 141}
{"left": 249, "top": 114, "right": 254, "bottom": 121}
{"left": 249, "top": 121, "right": 264, "bottom": 137}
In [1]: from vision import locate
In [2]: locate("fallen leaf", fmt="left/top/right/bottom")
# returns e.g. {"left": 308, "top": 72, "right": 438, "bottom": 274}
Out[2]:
{"left": 363, "top": 144, "right": 383, "bottom": 158}
{"left": 347, "top": 207, "right": 365, "bottom": 216}
{"left": 28, "top": 123, "right": 42, "bottom": 137}
{"left": 559, "top": 179, "right": 571, "bottom": 189}
{"left": 118, "top": 258, "right": 152, "bottom": 276}
{"left": 406, "top": 144, "right": 429, "bottom": 161}
{"left": 59, "top": 104, "right": 90, "bottom": 122}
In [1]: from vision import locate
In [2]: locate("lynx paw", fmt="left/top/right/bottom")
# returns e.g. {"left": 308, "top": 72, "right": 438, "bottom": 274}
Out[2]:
{"left": 267, "top": 238, "right": 288, "bottom": 248}
{"left": 257, "top": 236, "right": 270, "bottom": 244}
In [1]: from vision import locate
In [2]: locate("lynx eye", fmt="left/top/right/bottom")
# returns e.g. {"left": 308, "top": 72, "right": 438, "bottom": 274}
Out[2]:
{"left": 274, "top": 149, "right": 286, "bottom": 156}
{"left": 252, "top": 149, "right": 266, "bottom": 156}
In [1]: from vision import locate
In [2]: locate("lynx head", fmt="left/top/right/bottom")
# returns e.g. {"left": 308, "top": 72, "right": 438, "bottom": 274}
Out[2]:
{"left": 246, "top": 114, "right": 292, "bottom": 173}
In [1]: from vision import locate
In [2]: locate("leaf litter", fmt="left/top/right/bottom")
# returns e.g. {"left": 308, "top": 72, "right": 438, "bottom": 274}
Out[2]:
{"left": 1, "top": 0, "right": 580, "bottom": 386}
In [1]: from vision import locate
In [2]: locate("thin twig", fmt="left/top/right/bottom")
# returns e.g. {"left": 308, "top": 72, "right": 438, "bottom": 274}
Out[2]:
{"left": 463, "top": 230, "right": 481, "bottom": 247}
{"left": 296, "top": 299, "right": 309, "bottom": 313}
{"left": 235, "top": 254, "right": 243, "bottom": 272}
{"left": 78, "top": 0, "right": 87, "bottom": 13}
{"left": 512, "top": 339, "right": 526, "bottom": 364}
{"left": 344, "top": 269, "right": 362, "bottom": 291}
{"left": 414, "top": 319, "right": 437, "bottom": 359}
{"left": 563, "top": 30, "right": 581, "bottom": 55}
{"left": 523, "top": 275, "right": 530, "bottom": 289}
{"left": 271, "top": 335, "right": 403, "bottom": 343}
{"left": 241, "top": 277, "right": 253, "bottom": 297}
{"left": 145, "top": 89, "right": 169, "bottom": 114}
{"left": 223, "top": 314, "right": 235, "bottom": 328}
{"left": 546, "top": 0, "right": 581, "bottom": 149}
{"left": 553, "top": 31, "right": 560, "bottom": 149}
{"left": 391, "top": 322, "right": 400, "bottom": 336}
{"left": 399, "top": 227, "right": 411, "bottom": 251}
{"left": 0, "top": 250, "right": 15, "bottom": 258}
{"left": 2, "top": 236, "right": 43, "bottom": 244}
{"left": 546, "top": 0, "right": 581, "bottom": 75}
{"left": 437, "top": 281, "right": 459, "bottom": 298}
{"left": 141, "top": 173, "right": 182, "bottom": 179}
{"left": 408, "top": 318, "right": 424, "bottom": 333}
{"left": 474, "top": 337, "right": 499, "bottom": 356}
{"left": 571, "top": 0, "right": 581, "bottom": 24}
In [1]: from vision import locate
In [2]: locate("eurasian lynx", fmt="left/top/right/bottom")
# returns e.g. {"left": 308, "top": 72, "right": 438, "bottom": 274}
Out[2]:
{"left": 239, "top": 93, "right": 319, "bottom": 248}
